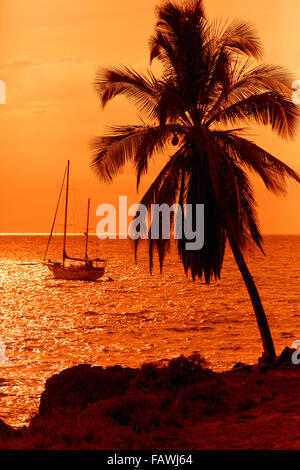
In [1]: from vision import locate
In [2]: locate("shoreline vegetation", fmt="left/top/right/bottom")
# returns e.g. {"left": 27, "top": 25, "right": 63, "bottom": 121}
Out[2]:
{"left": 0, "top": 350, "right": 299, "bottom": 450}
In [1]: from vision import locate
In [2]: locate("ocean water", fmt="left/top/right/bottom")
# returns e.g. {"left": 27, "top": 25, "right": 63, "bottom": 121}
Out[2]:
{"left": 0, "top": 235, "right": 299, "bottom": 426}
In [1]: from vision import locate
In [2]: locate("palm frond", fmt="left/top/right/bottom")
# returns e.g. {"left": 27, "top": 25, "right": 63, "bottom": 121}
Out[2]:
{"left": 134, "top": 145, "right": 188, "bottom": 271}
{"left": 229, "top": 161, "right": 264, "bottom": 251}
{"left": 212, "top": 130, "right": 300, "bottom": 193}
{"left": 153, "top": 82, "right": 188, "bottom": 126}
{"left": 177, "top": 152, "right": 227, "bottom": 282}
{"left": 95, "top": 66, "right": 158, "bottom": 116}
{"left": 219, "top": 19, "right": 263, "bottom": 60}
{"left": 149, "top": 0, "right": 210, "bottom": 111}
{"left": 92, "top": 124, "right": 183, "bottom": 186}
{"left": 205, "top": 64, "right": 295, "bottom": 123}
{"left": 209, "top": 92, "right": 299, "bottom": 139}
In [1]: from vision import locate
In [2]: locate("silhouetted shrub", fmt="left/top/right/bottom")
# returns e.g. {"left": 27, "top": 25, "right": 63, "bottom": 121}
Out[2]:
{"left": 98, "top": 391, "right": 170, "bottom": 433}
{"left": 132, "top": 353, "right": 213, "bottom": 391}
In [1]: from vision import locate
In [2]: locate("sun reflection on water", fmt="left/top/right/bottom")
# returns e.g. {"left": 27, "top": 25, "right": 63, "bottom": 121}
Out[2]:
{"left": 0, "top": 235, "right": 299, "bottom": 426}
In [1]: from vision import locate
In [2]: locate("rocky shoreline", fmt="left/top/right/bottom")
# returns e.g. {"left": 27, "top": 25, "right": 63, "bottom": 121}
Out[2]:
{"left": 0, "top": 349, "right": 299, "bottom": 449}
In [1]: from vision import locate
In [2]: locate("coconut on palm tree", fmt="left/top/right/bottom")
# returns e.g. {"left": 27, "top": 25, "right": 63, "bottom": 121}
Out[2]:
{"left": 92, "top": 0, "right": 300, "bottom": 360}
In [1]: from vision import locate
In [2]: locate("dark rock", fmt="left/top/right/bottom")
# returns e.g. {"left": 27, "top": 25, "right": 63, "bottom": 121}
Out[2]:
{"left": 232, "top": 362, "right": 253, "bottom": 372}
{"left": 39, "top": 364, "right": 137, "bottom": 416}
{"left": 258, "top": 352, "right": 276, "bottom": 371}
{"left": 277, "top": 347, "right": 296, "bottom": 364}
{"left": 0, "top": 419, "right": 19, "bottom": 439}
{"left": 233, "top": 362, "right": 245, "bottom": 369}
{"left": 106, "top": 365, "right": 123, "bottom": 371}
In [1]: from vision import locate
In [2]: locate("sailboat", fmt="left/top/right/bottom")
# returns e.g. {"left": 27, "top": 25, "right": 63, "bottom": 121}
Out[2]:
{"left": 44, "top": 160, "right": 106, "bottom": 281}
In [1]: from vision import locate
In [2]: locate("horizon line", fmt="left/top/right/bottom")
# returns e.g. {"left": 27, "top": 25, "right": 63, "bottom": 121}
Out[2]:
{"left": 0, "top": 232, "right": 130, "bottom": 237}
{"left": 0, "top": 232, "right": 125, "bottom": 236}
{"left": 0, "top": 232, "right": 300, "bottom": 237}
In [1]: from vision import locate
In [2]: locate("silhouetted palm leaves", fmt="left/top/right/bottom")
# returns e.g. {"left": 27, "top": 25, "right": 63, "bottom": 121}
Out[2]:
{"left": 92, "top": 0, "right": 300, "bottom": 357}
{"left": 93, "top": 0, "right": 299, "bottom": 282}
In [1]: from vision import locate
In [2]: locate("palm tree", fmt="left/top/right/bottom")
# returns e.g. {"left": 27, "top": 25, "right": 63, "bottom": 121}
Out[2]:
{"left": 92, "top": 0, "right": 300, "bottom": 360}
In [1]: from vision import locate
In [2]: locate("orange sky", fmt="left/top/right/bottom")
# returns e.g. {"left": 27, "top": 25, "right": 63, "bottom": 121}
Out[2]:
{"left": 0, "top": 0, "right": 299, "bottom": 234}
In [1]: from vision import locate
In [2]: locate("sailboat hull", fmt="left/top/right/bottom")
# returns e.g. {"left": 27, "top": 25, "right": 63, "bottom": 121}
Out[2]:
{"left": 46, "top": 263, "right": 105, "bottom": 281}
{"left": 44, "top": 162, "right": 107, "bottom": 282}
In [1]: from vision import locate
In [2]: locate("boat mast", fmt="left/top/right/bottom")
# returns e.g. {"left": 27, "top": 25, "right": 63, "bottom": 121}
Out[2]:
{"left": 62, "top": 160, "right": 70, "bottom": 267}
{"left": 43, "top": 165, "right": 67, "bottom": 261}
{"left": 85, "top": 198, "right": 90, "bottom": 261}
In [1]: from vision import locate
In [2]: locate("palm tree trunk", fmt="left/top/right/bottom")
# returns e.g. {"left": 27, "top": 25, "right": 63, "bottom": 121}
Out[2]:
{"left": 229, "top": 240, "right": 276, "bottom": 359}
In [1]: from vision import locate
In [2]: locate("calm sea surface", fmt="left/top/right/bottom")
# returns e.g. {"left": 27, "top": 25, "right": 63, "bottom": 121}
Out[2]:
{"left": 0, "top": 235, "right": 299, "bottom": 426}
